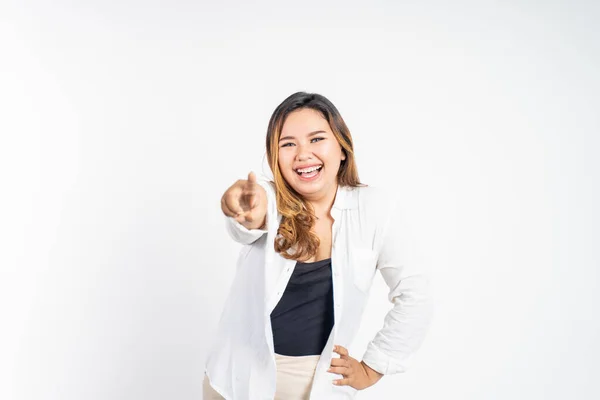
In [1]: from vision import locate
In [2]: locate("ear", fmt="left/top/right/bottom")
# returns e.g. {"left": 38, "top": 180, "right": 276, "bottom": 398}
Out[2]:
{"left": 341, "top": 150, "right": 347, "bottom": 161}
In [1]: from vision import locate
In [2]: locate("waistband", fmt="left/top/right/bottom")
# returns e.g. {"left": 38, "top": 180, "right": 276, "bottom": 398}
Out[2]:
{"left": 275, "top": 353, "right": 321, "bottom": 369}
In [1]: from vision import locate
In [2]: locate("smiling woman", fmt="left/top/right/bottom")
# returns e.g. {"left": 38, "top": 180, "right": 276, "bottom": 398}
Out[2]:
{"left": 204, "top": 92, "right": 433, "bottom": 400}
{"left": 266, "top": 96, "right": 361, "bottom": 264}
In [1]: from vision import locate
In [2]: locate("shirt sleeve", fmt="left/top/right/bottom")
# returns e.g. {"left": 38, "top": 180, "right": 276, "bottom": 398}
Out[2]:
{"left": 361, "top": 196, "right": 434, "bottom": 375}
{"left": 224, "top": 178, "right": 277, "bottom": 245}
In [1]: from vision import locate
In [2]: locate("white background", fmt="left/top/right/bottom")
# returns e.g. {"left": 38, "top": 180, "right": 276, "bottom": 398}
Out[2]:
{"left": 1, "top": 1, "right": 599, "bottom": 399}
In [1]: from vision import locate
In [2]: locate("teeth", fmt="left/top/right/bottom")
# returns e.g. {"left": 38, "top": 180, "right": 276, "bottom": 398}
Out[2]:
{"left": 296, "top": 165, "right": 322, "bottom": 173}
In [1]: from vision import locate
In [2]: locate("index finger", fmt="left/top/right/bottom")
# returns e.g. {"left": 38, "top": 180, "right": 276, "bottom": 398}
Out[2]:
{"left": 333, "top": 345, "right": 349, "bottom": 358}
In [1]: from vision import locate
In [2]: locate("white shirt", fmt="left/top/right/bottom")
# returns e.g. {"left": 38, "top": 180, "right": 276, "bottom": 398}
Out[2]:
{"left": 205, "top": 178, "right": 434, "bottom": 399}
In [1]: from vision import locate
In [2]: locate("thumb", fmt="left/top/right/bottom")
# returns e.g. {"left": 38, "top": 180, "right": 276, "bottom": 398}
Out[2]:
{"left": 246, "top": 171, "right": 259, "bottom": 209}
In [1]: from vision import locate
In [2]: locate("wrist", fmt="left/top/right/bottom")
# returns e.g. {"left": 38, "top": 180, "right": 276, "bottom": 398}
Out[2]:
{"left": 241, "top": 215, "right": 267, "bottom": 231}
{"left": 361, "top": 361, "right": 383, "bottom": 383}
{"left": 257, "top": 217, "right": 267, "bottom": 230}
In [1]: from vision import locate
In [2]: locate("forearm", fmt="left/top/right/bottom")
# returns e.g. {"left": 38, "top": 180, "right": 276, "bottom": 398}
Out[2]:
{"left": 362, "top": 273, "right": 434, "bottom": 375}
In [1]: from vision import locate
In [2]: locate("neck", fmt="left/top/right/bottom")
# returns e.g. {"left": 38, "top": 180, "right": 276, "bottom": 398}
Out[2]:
{"left": 306, "top": 182, "right": 338, "bottom": 219}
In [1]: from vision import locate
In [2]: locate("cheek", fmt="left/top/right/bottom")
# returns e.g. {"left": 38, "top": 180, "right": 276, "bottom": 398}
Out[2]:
{"left": 278, "top": 152, "right": 292, "bottom": 172}
{"left": 321, "top": 142, "right": 343, "bottom": 161}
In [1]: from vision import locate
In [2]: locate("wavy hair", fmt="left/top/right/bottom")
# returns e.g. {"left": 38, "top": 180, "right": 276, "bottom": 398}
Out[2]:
{"left": 265, "top": 92, "right": 363, "bottom": 261}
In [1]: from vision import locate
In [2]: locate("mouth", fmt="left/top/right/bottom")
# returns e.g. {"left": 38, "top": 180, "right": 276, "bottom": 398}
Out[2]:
{"left": 294, "top": 164, "right": 323, "bottom": 180}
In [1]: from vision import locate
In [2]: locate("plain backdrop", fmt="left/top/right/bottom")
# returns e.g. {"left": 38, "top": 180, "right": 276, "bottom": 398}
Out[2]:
{"left": 1, "top": 1, "right": 599, "bottom": 399}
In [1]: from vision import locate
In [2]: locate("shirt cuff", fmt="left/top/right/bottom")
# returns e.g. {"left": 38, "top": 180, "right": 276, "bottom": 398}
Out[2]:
{"left": 361, "top": 341, "right": 409, "bottom": 376}
{"left": 228, "top": 215, "right": 267, "bottom": 233}
{"left": 224, "top": 214, "right": 267, "bottom": 244}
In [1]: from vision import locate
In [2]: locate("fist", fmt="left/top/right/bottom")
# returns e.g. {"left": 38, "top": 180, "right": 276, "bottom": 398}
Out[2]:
{"left": 221, "top": 172, "right": 267, "bottom": 230}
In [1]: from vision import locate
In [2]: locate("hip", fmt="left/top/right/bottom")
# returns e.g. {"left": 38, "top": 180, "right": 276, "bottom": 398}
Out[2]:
{"left": 203, "top": 353, "right": 321, "bottom": 400}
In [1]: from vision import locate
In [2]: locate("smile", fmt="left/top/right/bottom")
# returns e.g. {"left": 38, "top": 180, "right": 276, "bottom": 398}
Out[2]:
{"left": 295, "top": 164, "right": 323, "bottom": 181}
{"left": 295, "top": 164, "right": 322, "bottom": 174}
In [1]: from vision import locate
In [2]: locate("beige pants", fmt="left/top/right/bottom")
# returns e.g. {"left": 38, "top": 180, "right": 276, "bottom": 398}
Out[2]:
{"left": 203, "top": 353, "right": 321, "bottom": 400}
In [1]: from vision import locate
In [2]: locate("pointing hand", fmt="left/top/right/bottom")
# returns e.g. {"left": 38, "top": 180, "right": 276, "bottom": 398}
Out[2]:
{"left": 220, "top": 172, "right": 267, "bottom": 230}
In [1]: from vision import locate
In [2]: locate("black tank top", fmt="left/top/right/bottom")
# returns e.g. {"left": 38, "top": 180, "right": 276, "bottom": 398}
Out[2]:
{"left": 270, "top": 257, "right": 334, "bottom": 356}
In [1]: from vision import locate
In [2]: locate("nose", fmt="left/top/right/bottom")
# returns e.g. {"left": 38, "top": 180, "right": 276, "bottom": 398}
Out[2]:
{"left": 296, "top": 143, "right": 313, "bottom": 162}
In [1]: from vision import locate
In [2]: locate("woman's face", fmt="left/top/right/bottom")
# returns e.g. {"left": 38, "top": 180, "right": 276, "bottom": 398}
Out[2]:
{"left": 278, "top": 108, "right": 346, "bottom": 201}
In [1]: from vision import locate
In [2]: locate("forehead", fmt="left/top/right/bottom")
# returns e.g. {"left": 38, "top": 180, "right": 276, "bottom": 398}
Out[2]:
{"left": 280, "top": 108, "right": 330, "bottom": 137}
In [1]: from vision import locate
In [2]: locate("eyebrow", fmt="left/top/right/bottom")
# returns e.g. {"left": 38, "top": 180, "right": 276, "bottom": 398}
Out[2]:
{"left": 279, "top": 130, "right": 327, "bottom": 142}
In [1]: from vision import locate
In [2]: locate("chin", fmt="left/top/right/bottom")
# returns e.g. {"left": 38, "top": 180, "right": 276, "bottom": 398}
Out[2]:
{"left": 281, "top": 170, "right": 334, "bottom": 198}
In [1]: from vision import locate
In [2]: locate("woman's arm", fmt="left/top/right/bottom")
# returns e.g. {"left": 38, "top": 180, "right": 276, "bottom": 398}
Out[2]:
{"left": 361, "top": 197, "right": 434, "bottom": 375}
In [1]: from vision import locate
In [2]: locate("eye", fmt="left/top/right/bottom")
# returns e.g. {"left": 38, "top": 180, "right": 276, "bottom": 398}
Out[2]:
{"left": 280, "top": 142, "right": 294, "bottom": 148}
{"left": 311, "top": 137, "right": 324, "bottom": 143}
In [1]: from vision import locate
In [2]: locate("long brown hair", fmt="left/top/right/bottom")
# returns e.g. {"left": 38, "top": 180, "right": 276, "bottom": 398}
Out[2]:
{"left": 265, "top": 92, "right": 363, "bottom": 261}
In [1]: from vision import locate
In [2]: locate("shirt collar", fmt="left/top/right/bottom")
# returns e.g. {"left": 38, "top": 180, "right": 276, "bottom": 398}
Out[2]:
{"left": 332, "top": 184, "right": 359, "bottom": 210}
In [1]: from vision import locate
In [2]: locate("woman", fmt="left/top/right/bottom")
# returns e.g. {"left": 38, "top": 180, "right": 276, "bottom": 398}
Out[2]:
{"left": 203, "top": 92, "right": 433, "bottom": 399}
